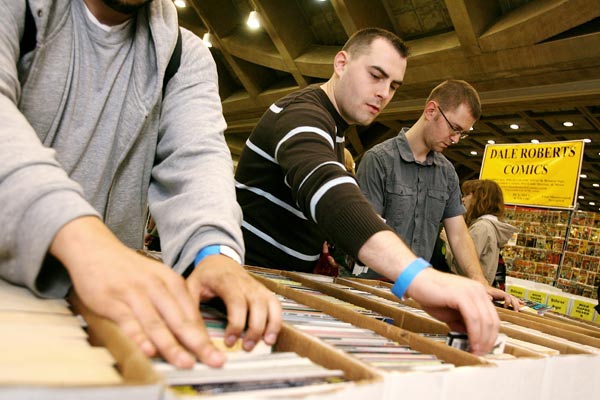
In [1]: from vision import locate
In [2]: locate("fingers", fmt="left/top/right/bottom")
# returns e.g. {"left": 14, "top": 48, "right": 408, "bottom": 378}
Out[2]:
{"left": 105, "top": 301, "right": 158, "bottom": 357}
{"left": 327, "top": 255, "right": 338, "bottom": 268}
{"left": 54, "top": 218, "right": 226, "bottom": 368}
{"left": 221, "top": 276, "right": 282, "bottom": 351}
{"left": 122, "top": 287, "right": 196, "bottom": 368}
{"left": 189, "top": 257, "right": 282, "bottom": 352}
{"left": 407, "top": 269, "right": 499, "bottom": 355}
{"left": 504, "top": 294, "right": 524, "bottom": 311}
{"left": 263, "top": 296, "right": 283, "bottom": 345}
{"left": 460, "top": 285, "right": 499, "bottom": 355}
{"left": 486, "top": 287, "right": 523, "bottom": 312}
{"left": 105, "top": 269, "right": 224, "bottom": 369}
{"left": 144, "top": 272, "right": 226, "bottom": 368}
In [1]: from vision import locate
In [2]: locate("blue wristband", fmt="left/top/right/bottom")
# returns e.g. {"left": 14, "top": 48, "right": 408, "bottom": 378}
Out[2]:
{"left": 391, "top": 258, "right": 431, "bottom": 299}
{"left": 194, "top": 245, "right": 221, "bottom": 266}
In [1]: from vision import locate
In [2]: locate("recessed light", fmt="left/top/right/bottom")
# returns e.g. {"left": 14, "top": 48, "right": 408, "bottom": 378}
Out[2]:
{"left": 563, "top": 121, "right": 574, "bottom": 127}
{"left": 583, "top": 138, "right": 592, "bottom": 143}
{"left": 510, "top": 124, "right": 519, "bottom": 130}
{"left": 470, "top": 151, "right": 478, "bottom": 155}
{"left": 487, "top": 140, "right": 495, "bottom": 144}
{"left": 579, "top": 196, "right": 585, "bottom": 199}
{"left": 580, "top": 174, "right": 587, "bottom": 178}
{"left": 202, "top": 32, "right": 212, "bottom": 48}
{"left": 590, "top": 202, "right": 596, "bottom": 206}
{"left": 174, "top": 0, "right": 186, "bottom": 7}
{"left": 593, "top": 183, "right": 600, "bottom": 187}
{"left": 531, "top": 139, "right": 540, "bottom": 144}
{"left": 247, "top": 11, "right": 261, "bottom": 29}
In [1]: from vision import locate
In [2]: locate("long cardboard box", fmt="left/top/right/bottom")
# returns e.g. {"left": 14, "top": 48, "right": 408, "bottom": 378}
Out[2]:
{"left": 330, "top": 276, "right": 597, "bottom": 356}
{"left": 249, "top": 269, "right": 489, "bottom": 368}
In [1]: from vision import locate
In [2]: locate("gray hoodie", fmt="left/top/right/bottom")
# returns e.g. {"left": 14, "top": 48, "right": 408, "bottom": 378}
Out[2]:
{"left": 448, "top": 215, "right": 519, "bottom": 284}
{"left": 0, "top": 0, "right": 242, "bottom": 297}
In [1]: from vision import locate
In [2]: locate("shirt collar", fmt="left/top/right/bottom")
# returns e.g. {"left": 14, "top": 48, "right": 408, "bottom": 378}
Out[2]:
{"left": 396, "top": 128, "right": 437, "bottom": 166}
{"left": 83, "top": 0, "right": 132, "bottom": 32}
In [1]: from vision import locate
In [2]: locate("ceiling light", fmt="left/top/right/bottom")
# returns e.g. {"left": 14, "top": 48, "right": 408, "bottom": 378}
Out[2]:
{"left": 563, "top": 121, "right": 574, "bottom": 127}
{"left": 531, "top": 139, "right": 540, "bottom": 144}
{"left": 579, "top": 195, "right": 585, "bottom": 199}
{"left": 470, "top": 151, "right": 478, "bottom": 155}
{"left": 510, "top": 124, "right": 519, "bottom": 130}
{"left": 487, "top": 140, "right": 495, "bottom": 144}
{"left": 583, "top": 138, "right": 592, "bottom": 143}
{"left": 593, "top": 183, "right": 600, "bottom": 187}
{"left": 580, "top": 174, "right": 587, "bottom": 178}
{"left": 247, "top": 11, "right": 260, "bottom": 29}
{"left": 590, "top": 202, "right": 596, "bottom": 206}
{"left": 173, "top": 0, "right": 186, "bottom": 8}
{"left": 202, "top": 32, "right": 212, "bottom": 48}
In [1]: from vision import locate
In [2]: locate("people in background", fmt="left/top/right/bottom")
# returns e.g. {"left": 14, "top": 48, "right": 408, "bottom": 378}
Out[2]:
{"left": 444, "top": 180, "right": 519, "bottom": 285}
{"left": 0, "top": 0, "right": 280, "bottom": 368}
{"left": 355, "top": 80, "right": 520, "bottom": 309}
{"left": 235, "top": 28, "right": 500, "bottom": 355}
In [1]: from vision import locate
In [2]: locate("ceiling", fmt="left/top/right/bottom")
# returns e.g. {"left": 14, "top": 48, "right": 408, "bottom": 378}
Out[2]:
{"left": 174, "top": 0, "right": 600, "bottom": 212}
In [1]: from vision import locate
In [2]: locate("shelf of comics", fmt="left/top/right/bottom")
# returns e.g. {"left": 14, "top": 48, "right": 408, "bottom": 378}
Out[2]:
{"left": 502, "top": 206, "right": 600, "bottom": 299}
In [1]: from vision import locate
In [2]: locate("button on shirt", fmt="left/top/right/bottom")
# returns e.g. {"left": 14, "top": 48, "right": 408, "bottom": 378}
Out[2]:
{"left": 356, "top": 128, "right": 465, "bottom": 262}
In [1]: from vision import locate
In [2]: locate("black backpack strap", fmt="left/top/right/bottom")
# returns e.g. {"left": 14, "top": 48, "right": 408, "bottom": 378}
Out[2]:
{"left": 20, "top": 1, "right": 37, "bottom": 58}
{"left": 162, "top": 28, "right": 182, "bottom": 97}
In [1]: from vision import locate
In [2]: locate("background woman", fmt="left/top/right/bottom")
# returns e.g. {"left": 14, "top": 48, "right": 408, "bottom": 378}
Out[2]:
{"left": 445, "top": 179, "right": 519, "bottom": 285}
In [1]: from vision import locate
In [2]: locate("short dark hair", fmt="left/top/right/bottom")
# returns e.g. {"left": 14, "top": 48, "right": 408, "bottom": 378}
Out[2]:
{"left": 342, "top": 28, "right": 409, "bottom": 59}
{"left": 427, "top": 80, "right": 481, "bottom": 120}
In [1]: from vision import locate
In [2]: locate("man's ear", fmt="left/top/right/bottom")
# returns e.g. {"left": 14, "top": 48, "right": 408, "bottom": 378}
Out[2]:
{"left": 424, "top": 100, "right": 437, "bottom": 120}
{"left": 333, "top": 50, "right": 349, "bottom": 76}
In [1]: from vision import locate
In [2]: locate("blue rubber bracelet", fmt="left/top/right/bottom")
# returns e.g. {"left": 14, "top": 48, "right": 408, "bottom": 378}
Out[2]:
{"left": 194, "top": 245, "right": 220, "bottom": 266}
{"left": 391, "top": 258, "right": 431, "bottom": 299}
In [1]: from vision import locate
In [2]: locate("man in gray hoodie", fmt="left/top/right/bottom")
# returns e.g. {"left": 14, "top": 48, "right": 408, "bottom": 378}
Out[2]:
{"left": 0, "top": 0, "right": 280, "bottom": 368}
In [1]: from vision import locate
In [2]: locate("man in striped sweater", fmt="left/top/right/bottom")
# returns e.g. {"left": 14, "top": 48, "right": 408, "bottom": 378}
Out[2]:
{"left": 235, "top": 28, "right": 500, "bottom": 355}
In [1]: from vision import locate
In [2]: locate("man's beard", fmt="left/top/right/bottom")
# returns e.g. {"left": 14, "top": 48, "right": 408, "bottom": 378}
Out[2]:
{"left": 101, "top": 0, "right": 153, "bottom": 15}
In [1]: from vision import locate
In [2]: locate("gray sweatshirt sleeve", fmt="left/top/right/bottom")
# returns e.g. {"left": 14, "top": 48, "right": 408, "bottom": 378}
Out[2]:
{"left": 148, "top": 28, "right": 244, "bottom": 272}
{"left": 0, "top": 1, "right": 99, "bottom": 297}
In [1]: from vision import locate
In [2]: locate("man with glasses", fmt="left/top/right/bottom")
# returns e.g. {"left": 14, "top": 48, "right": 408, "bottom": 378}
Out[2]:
{"left": 356, "top": 80, "right": 520, "bottom": 308}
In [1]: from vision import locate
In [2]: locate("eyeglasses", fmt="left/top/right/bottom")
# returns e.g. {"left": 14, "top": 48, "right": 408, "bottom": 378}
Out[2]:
{"left": 438, "top": 105, "right": 470, "bottom": 140}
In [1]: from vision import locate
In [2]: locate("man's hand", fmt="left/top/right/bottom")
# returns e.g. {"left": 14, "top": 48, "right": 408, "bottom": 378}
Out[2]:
{"left": 485, "top": 286, "right": 524, "bottom": 311}
{"left": 51, "top": 217, "right": 225, "bottom": 369}
{"left": 186, "top": 256, "right": 282, "bottom": 352}
{"left": 313, "top": 241, "right": 339, "bottom": 276}
{"left": 405, "top": 268, "right": 500, "bottom": 356}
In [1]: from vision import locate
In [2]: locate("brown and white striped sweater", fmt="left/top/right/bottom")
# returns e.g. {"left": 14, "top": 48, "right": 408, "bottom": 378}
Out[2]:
{"left": 235, "top": 85, "right": 391, "bottom": 272}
